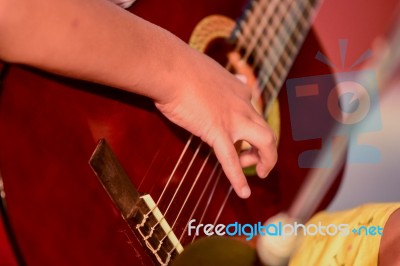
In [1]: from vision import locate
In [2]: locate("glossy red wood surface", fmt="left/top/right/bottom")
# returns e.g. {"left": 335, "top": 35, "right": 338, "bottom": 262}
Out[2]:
{"left": 0, "top": 0, "right": 343, "bottom": 265}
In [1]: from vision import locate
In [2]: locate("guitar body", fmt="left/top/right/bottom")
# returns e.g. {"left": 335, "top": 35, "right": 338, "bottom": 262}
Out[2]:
{"left": 0, "top": 0, "right": 343, "bottom": 265}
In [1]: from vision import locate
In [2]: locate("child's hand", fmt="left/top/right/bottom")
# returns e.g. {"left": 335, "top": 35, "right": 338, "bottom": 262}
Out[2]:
{"left": 155, "top": 48, "right": 277, "bottom": 199}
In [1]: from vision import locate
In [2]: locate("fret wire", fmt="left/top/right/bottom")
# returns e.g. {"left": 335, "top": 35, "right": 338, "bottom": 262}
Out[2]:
{"left": 237, "top": 0, "right": 280, "bottom": 62}
{"left": 257, "top": 47, "right": 291, "bottom": 88}
{"left": 236, "top": 0, "right": 270, "bottom": 40}
{"left": 257, "top": 0, "right": 280, "bottom": 44}
{"left": 259, "top": 7, "right": 313, "bottom": 93}
{"left": 256, "top": 0, "right": 302, "bottom": 67}
{"left": 257, "top": 0, "right": 311, "bottom": 80}
{"left": 257, "top": 49, "right": 289, "bottom": 85}
{"left": 257, "top": 45, "right": 287, "bottom": 80}
{"left": 236, "top": 0, "right": 301, "bottom": 91}
{"left": 234, "top": 3, "right": 290, "bottom": 88}
{"left": 279, "top": 49, "right": 293, "bottom": 70}
{"left": 264, "top": 81, "right": 277, "bottom": 100}
{"left": 256, "top": 56, "right": 282, "bottom": 93}
{"left": 236, "top": 4, "right": 268, "bottom": 60}
{"left": 233, "top": 0, "right": 316, "bottom": 102}
{"left": 227, "top": 0, "right": 272, "bottom": 72}
{"left": 238, "top": 3, "right": 260, "bottom": 44}
{"left": 293, "top": 0, "right": 315, "bottom": 30}
{"left": 290, "top": 1, "right": 311, "bottom": 43}
{"left": 258, "top": 1, "right": 313, "bottom": 95}
{"left": 278, "top": 2, "right": 299, "bottom": 53}
{"left": 237, "top": 0, "right": 268, "bottom": 49}
{"left": 250, "top": 0, "right": 268, "bottom": 28}
{"left": 245, "top": 0, "right": 293, "bottom": 65}
{"left": 260, "top": 42, "right": 306, "bottom": 112}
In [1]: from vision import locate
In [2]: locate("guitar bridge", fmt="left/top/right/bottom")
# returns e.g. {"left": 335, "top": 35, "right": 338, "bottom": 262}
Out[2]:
{"left": 129, "top": 194, "right": 183, "bottom": 265}
{"left": 89, "top": 139, "right": 183, "bottom": 265}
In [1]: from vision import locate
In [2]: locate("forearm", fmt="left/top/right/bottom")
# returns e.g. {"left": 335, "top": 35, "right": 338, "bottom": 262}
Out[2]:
{"left": 0, "top": 0, "right": 278, "bottom": 199}
{"left": 0, "top": 0, "right": 188, "bottom": 101}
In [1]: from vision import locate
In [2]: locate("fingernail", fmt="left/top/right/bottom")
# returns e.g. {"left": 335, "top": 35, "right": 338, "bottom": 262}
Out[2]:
{"left": 241, "top": 186, "right": 251, "bottom": 198}
{"left": 261, "top": 169, "right": 269, "bottom": 179}
{"left": 258, "top": 165, "right": 268, "bottom": 179}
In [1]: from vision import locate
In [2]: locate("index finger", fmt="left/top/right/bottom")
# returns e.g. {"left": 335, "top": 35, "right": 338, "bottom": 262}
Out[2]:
{"left": 213, "top": 135, "right": 251, "bottom": 199}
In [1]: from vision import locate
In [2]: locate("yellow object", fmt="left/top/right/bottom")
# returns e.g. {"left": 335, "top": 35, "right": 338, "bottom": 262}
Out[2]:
{"left": 289, "top": 203, "right": 400, "bottom": 266}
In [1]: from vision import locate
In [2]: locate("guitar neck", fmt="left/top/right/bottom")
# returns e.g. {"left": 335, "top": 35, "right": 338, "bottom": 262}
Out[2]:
{"left": 231, "top": 0, "right": 321, "bottom": 112}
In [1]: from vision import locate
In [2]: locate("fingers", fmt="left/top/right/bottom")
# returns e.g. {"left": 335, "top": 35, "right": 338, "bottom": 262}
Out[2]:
{"left": 239, "top": 148, "right": 259, "bottom": 168}
{"left": 213, "top": 135, "right": 251, "bottom": 199}
{"left": 212, "top": 116, "right": 277, "bottom": 199}
{"left": 234, "top": 119, "right": 278, "bottom": 179}
{"left": 254, "top": 126, "right": 277, "bottom": 179}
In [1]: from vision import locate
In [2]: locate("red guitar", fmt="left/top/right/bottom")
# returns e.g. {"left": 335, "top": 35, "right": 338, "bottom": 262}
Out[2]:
{"left": 0, "top": 0, "right": 344, "bottom": 264}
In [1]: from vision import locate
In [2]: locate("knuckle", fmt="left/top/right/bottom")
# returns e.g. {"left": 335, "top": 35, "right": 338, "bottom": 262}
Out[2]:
{"left": 260, "top": 131, "right": 276, "bottom": 148}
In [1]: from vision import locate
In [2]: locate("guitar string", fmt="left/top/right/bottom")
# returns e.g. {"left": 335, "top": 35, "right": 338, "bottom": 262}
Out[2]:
{"left": 255, "top": 0, "right": 311, "bottom": 67}
{"left": 140, "top": 141, "right": 211, "bottom": 250}
{"left": 170, "top": 1, "right": 306, "bottom": 216}
{"left": 246, "top": 0, "right": 310, "bottom": 88}
{"left": 177, "top": 162, "right": 220, "bottom": 243}
{"left": 234, "top": 0, "right": 314, "bottom": 115}
{"left": 166, "top": 0, "right": 318, "bottom": 254}
{"left": 155, "top": 164, "right": 222, "bottom": 262}
{"left": 227, "top": 0, "right": 285, "bottom": 117}
{"left": 251, "top": 0, "right": 299, "bottom": 83}
{"left": 134, "top": 135, "right": 202, "bottom": 246}
{"left": 255, "top": 0, "right": 312, "bottom": 114}
{"left": 212, "top": 186, "right": 233, "bottom": 225}
{"left": 237, "top": 0, "right": 270, "bottom": 54}
{"left": 161, "top": 142, "right": 203, "bottom": 216}
{"left": 139, "top": 140, "right": 203, "bottom": 242}
{"left": 225, "top": 0, "right": 312, "bottom": 111}
{"left": 237, "top": 0, "right": 280, "bottom": 62}
{"left": 206, "top": 0, "right": 312, "bottom": 228}
{"left": 152, "top": 162, "right": 222, "bottom": 254}
{"left": 189, "top": 0, "right": 317, "bottom": 242}
{"left": 151, "top": 150, "right": 216, "bottom": 253}
{"left": 148, "top": 0, "right": 278, "bottom": 244}
{"left": 170, "top": 151, "right": 212, "bottom": 229}
{"left": 238, "top": 0, "right": 311, "bottom": 64}
{"left": 171, "top": 0, "right": 313, "bottom": 245}
{"left": 156, "top": 134, "right": 194, "bottom": 205}
{"left": 136, "top": 149, "right": 160, "bottom": 192}
{"left": 257, "top": 0, "right": 313, "bottom": 91}
{"left": 147, "top": 0, "right": 315, "bottom": 253}
{"left": 190, "top": 168, "right": 224, "bottom": 244}
{"left": 175, "top": 1, "right": 296, "bottom": 234}
{"left": 177, "top": 1, "right": 314, "bottom": 250}
{"left": 137, "top": 139, "right": 206, "bottom": 250}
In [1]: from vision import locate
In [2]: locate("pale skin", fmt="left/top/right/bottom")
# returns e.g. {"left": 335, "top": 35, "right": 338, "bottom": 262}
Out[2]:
{"left": 0, "top": 0, "right": 399, "bottom": 264}
{"left": 0, "top": 0, "right": 277, "bottom": 199}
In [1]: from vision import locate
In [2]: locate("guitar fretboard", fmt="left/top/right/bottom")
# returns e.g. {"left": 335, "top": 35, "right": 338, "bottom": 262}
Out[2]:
{"left": 231, "top": 0, "right": 320, "bottom": 114}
